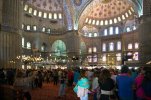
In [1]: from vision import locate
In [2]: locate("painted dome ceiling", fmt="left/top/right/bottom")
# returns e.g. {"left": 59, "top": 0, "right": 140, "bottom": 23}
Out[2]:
{"left": 26, "top": 0, "right": 63, "bottom": 12}
{"left": 87, "top": 0, "right": 134, "bottom": 19}
{"left": 78, "top": 0, "right": 137, "bottom": 28}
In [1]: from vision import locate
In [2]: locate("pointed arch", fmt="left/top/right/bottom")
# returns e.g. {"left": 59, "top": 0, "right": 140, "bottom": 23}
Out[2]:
{"left": 51, "top": 40, "right": 66, "bottom": 56}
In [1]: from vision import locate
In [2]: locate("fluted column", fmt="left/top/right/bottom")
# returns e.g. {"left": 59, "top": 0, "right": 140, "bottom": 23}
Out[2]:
{"left": 0, "top": 0, "right": 22, "bottom": 69}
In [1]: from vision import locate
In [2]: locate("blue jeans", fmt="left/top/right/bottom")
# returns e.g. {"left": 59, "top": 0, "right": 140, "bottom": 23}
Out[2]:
{"left": 58, "top": 84, "right": 66, "bottom": 96}
{"left": 93, "top": 93, "right": 97, "bottom": 100}
{"left": 80, "top": 94, "right": 88, "bottom": 100}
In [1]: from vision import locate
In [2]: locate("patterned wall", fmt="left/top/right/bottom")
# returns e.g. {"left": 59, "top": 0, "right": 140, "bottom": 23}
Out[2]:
{"left": 87, "top": 0, "right": 133, "bottom": 19}
{"left": 27, "top": 0, "right": 63, "bottom": 11}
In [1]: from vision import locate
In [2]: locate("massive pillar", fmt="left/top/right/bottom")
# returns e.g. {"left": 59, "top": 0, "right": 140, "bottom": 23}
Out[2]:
{"left": 0, "top": 0, "right": 22, "bottom": 68}
{"left": 66, "top": 30, "right": 80, "bottom": 67}
{"left": 138, "top": 0, "right": 151, "bottom": 66}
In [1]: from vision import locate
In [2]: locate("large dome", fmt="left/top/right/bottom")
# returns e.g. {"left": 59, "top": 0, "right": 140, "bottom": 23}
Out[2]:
{"left": 78, "top": 0, "right": 137, "bottom": 28}
{"left": 87, "top": 0, "right": 134, "bottom": 19}
{"left": 26, "top": 0, "right": 63, "bottom": 12}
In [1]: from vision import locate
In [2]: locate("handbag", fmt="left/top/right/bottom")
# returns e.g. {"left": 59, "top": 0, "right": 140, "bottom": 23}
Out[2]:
{"left": 73, "top": 85, "right": 78, "bottom": 93}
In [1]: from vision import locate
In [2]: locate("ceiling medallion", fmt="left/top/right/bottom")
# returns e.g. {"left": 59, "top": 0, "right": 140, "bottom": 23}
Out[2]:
{"left": 101, "top": 0, "right": 112, "bottom": 3}
{"left": 74, "top": 0, "right": 82, "bottom": 6}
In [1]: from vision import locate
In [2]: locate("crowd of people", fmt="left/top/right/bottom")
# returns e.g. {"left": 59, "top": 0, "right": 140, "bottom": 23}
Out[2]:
{"left": 73, "top": 66, "right": 151, "bottom": 100}
{"left": 0, "top": 65, "right": 151, "bottom": 100}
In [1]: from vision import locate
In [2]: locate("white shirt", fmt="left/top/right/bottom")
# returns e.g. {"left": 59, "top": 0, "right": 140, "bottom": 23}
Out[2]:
{"left": 77, "top": 86, "right": 89, "bottom": 97}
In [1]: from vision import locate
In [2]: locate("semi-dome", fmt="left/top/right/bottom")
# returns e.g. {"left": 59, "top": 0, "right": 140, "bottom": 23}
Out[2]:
{"left": 26, "top": 0, "right": 63, "bottom": 12}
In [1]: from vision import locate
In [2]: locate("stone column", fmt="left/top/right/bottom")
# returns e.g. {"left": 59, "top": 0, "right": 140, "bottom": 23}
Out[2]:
{"left": 138, "top": 0, "right": 151, "bottom": 66}
{"left": 66, "top": 30, "right": 80, "bottom": 67}
{"left": 0, "top": 0, "right": 22, "bottom": 69}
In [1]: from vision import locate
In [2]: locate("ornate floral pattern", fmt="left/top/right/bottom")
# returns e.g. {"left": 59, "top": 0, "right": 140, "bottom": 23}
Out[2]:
{"left": 74, "top": 0, "right": 82, "bottom": 6}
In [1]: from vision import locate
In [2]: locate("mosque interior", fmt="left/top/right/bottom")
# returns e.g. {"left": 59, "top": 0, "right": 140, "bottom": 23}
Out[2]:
{"left": 0, "top": 0, "right": 151, "bottom": 69}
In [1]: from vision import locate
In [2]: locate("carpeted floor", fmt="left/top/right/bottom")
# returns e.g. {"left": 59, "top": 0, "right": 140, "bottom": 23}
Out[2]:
{"left": 30, "top": 83, "right": 93, "bottom": 100}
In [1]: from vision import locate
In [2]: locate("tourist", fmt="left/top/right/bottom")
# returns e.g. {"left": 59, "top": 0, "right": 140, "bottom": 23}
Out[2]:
{"left": 116, "top": 65, "right": 134, "bottom": 100}
{"left": 76, "top": 70, "right": 90, "bottom": 100}
{"left": 99, "top": 69, "right": 115, "bottom": 100}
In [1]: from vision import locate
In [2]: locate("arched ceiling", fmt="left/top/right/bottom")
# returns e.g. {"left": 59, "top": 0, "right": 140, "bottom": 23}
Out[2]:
{"left": 88, "top": 0, "right": 133, "bottom": 19}
{"left": 26, "top": 0, "right": 63, "bottom": 12}
{"left": 78, "top": 0, "right": 138, "bottom": 29}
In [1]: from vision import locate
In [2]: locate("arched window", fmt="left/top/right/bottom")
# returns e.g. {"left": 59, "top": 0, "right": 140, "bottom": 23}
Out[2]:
{"left": 126, "top": 27, "right": 131, "bottom": 32}
{"left": 22, "top": 24, "right": 24, "bottom": 29}
{"left": 42, "top": 27, "right": 46, "bottom": 32}
{"left": 109, "top": 19, "right": 113, "bottom": 25}
{"left": 93, "top": 47, "right": 97, "bottom": 52}
{"left": 117, "top": 41, "right": 121, "bottom": 50}
{"left": 54, "top": 13, "right": 57, "bottom": 19}
{"left": 94, "top": 33, "right": 98, "bottom": 37}
{"left": 38, "top": 11, "right": 42, "bottom": 17}
{"left": 102, "top": 43, "right": 106, "bottom": 51}
{"left": 33, "top": 10, "right": 37, "bottom": 16}
{"left": 116, "top": 53, "right": 121, "bottom": 61}
{"left": 115, "top": 27, "right": 119, "bottom": 34}
{"left": 51, "top": 40, "right": 66, "bottom": 56}
{"left": 125, "top": 12, "right": 129, "bottom": 18}
{"left": 27, "top": 42, "right": 31, "bottom": 49}
{"left": 33, "top": 26, "right": 37, "bottom": 31}
{"left": 28, "top": 8, "right": 32, "bottom": 14}
{"left": 105, "top": 20, "right": 108, "bottom": 25}
{"left": 109, "top": 42, "right": 114, "bottom": 51}
{"left": 41, "top": 43, "right": 47, "bottom": 52}
{"left": 43, "top": 13, "right": 47, "bottom": 18}
{"left": 58, "top": 13, "right": 62, "bottom": 19}
{"left": 133, "top": 52, "right": 138, "bottom": 60}
{"left": 100, "top": 20, "right": 104, "bottom": 25}
{"left": 128, "top": 10, "right": 132, "bottom": 15}
{"left": 27, "top": 25, "right": 30, "bottom": 30}
{"left": 93, "top": 55, "right": 97, "bottom": 62}
{"left": 89, "top": 33, "right": 92, "bottom": 37}
{"left": 135, "top": 43, "right": 139, "bottom": 49}
{"left": 118, "top": 17, "right": 121, "bottom": 21}
{"left": 22, "top": 37, "right": 24, "bottom": 48}
{"left": 122, "top": 15, "right": 125, "bottom": 20}
{"left": 41, "top": 46, "right": 44, "bottom": 51}
{"left": 114, "top": 18, "right": 117, "bottom": 23}
{"left": 49, "top": 13, "right": 52, "bottom": 19}
{"left": 104, "top": 29, "right": 108, "bottom": 36}
{"left": 88, "top": 48, "right": 92, "bottom": 53}
{"left": 128, "top": 43, "right": 133, "bottom": 49}
{"left": 109, "top": 27, "right": 113, "bottom": 35}
{"left": 102, "top": 54, "right": 106, "bottom": 62}
{"left": 88, "top": 19, "right": 92, "bottom": 24}
{"left": 96, "top": 20, "right": 99, "bottom": 25}
{"left": 133, "top": 25, "right": 136, "bottom": 30}
{"left": 47, "top": 29, "right": 51, "bottom": 34}
{"left": 84, "top": 33, "right": 88, "bottom": 36}
{"left": 85, "top": 18, "right": 89, "bottom": 23}
{"left": 131, "top": 7, "right": 135, "bottom": 12}
{"left": 92, "top": 20, "right": 96, "bottom": 25}
{"left": 24, "top": 5, "right": 28, "bottom": 11}
{"left": 88, "top": 55, "right": 92, "bottom": 62}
